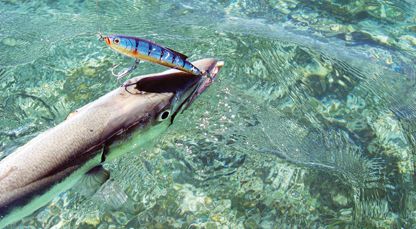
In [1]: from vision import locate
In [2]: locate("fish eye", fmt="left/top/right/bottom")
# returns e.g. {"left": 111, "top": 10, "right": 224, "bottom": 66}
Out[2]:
{"left": 113, "top": 38, "right": 120, "bottom": 44}
{"left": 157, "top": 109, "right": 171, "bottom": 121}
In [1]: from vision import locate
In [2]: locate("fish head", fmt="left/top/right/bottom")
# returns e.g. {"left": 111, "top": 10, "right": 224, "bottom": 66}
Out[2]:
{"left": 118, "top": 58, "right": 224, "bottom": 127}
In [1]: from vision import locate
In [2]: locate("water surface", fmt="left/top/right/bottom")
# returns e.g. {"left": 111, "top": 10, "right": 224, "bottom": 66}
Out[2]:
{"left": 1, "top": 0, "right": 416, "bottom": 228}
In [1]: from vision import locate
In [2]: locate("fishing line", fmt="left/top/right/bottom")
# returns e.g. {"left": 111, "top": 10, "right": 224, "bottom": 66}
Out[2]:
{"left": 95, "top": 0, "right": 103, "bottom": 40}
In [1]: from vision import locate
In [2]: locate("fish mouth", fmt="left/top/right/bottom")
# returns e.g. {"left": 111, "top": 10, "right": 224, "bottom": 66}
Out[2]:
{"left": 98, "top": 34, "right": 112, "bottom": 45}
{"left": 181, "top": 60, "right": 224, "bottom": 109}
{"left": 104, "top": 36, "right": 111, "bottom": 45}
{"left": 196, "top": 61, "right": 224, "bottom": 95}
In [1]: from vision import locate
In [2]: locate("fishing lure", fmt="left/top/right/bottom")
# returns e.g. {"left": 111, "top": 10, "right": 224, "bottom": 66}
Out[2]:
{"left": 100, "top": 34, "right": 202, "bottom": 79}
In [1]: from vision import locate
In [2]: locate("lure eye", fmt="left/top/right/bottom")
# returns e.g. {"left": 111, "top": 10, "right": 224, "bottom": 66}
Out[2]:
{"left": 157, "top": 109, "right": 171, "bottom": 121}
{"left": 113, "top": 38, "right": 120, "bottom": 44}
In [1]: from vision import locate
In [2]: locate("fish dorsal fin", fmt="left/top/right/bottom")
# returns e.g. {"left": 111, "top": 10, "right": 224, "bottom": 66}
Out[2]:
{"left": 165, "top": 47, "right": 188, "bottom": 60}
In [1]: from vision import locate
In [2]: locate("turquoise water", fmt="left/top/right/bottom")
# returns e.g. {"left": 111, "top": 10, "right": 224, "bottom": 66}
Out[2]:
{"left": 1, "top": 0, "right": 416, "bottom": 228}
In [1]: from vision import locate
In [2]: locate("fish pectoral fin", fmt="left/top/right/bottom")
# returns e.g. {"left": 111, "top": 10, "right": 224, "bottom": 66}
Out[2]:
{"left": 165, "top": 47, "right": 188, "bottom": 60}
{"left": 76, "top": 165, "right": 110, "bottom": 197}
{"left": 92, "top": 179, "right": 130, "bottom": 210}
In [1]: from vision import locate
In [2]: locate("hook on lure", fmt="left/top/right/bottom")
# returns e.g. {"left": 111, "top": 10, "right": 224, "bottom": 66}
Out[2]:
{"left": 111, "top": 59, "right": 140, "bottom": 80}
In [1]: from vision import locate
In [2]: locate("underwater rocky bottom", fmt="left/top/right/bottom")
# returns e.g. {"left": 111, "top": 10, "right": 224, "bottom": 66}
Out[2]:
{"left": 2, "top": 35, "right": 414, "bottom": 228}
{"left": 1, "top": 0, "right": 416, "bottom": 228}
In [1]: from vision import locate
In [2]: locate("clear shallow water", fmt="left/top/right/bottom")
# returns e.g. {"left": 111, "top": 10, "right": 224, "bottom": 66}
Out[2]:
{"left": 1, "top": 0, "right": 416, "bottom": 228}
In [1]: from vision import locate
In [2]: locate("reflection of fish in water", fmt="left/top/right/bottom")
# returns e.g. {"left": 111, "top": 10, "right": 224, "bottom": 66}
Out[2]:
{"left": 259, "top": 129, "right": 381, "bottom": 187}
{"left": 226, "top": 93, "right": 383, "bottom": 188}
{"left": 101, "top": 34, "right": 203, "bottom": 79}
{"left": 0, "top": 59, "right": 223, "bottom": 228}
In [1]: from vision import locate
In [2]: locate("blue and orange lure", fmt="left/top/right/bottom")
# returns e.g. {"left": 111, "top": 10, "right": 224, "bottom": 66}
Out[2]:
{"left": 100, "top": 34, "right": 202, "bottom": 79}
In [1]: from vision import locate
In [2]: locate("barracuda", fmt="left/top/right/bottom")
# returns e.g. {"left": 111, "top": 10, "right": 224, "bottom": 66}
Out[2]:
{"left": 102, "top": 34, "right": 203, "bottom": 79}
{"left": 0, "top": 59, "right": 223, "bottom": 228}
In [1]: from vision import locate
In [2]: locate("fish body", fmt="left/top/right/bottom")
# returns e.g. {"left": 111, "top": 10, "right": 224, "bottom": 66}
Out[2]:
{"left": 0, "top": 59, "right": 223, "bottom": 228}
{"left": 103, "top": 35, "right": 203, "bottom": 76}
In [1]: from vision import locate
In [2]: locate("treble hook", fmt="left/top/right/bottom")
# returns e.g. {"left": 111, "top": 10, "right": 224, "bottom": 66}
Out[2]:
{"left": 111, "top": 59, "right": 140, "bottom": 80}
